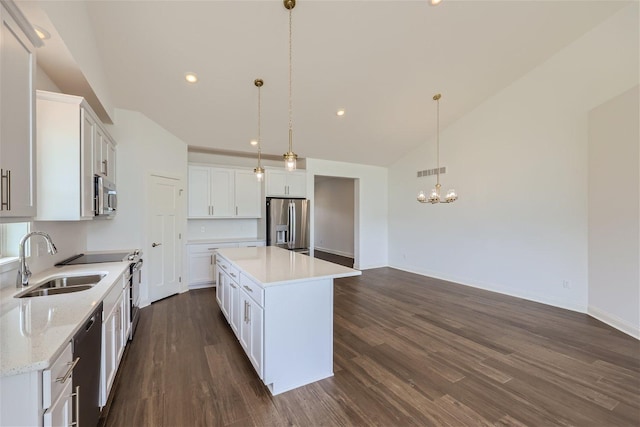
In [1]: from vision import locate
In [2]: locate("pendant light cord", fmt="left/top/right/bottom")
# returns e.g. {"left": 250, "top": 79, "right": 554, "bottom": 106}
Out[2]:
{"left": 436, "top": 95, "right": 440, "bottom": 188}
{"left": 288, "top": 7, "right": 293, "bottom": 153}
{"left": 258, "top": 83, "right": 262, "bottom": 167}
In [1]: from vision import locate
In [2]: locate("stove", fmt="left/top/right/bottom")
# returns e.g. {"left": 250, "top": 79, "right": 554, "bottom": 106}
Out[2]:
{"left": 55, "top": 252, "right": 132, "bottom": 266}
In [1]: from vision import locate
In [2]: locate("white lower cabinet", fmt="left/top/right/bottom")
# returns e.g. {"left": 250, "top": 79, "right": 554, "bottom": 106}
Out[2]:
{"left": 101, "top": 276, "right": 127, "bottom": 407}
{"left": 43, "top": 380, "right": 73, "bottom": 427}
{"left": 240, "top": 291, "right": 264, "bottom": 378}
{"left": 187, "top": 242, "right": 238, "bottom": 289}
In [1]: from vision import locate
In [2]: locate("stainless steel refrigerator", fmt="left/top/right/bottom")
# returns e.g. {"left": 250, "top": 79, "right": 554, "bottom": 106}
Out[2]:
{"left": 266, "top": 198, "right": 310, "bottom": 253}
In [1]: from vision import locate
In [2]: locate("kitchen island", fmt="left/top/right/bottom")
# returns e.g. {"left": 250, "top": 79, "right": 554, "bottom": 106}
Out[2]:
{"left": 215, "top": 246, "right": 361, "bottom": 395}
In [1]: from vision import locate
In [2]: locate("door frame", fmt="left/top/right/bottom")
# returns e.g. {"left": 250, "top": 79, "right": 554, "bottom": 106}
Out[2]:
{"left": 310, "top": 175, "right": 359, "bottom": 269}
{"left": 143, "top": 171, "right": 186, "bottom": 306}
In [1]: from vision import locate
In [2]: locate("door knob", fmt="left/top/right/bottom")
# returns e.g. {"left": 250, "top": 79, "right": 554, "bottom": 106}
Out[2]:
{"left": 152, "top": 242, "right": 162, "bottom": 247}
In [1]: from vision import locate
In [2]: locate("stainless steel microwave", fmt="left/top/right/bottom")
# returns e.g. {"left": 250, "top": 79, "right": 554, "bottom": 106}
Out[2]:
{"left": 95, "top": 175, "right": 117, "bottom": 217}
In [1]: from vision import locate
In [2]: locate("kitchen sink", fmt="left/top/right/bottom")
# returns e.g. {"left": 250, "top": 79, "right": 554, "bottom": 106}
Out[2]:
{"left": 15, "top": 274, "right": 106, "bottom": 298}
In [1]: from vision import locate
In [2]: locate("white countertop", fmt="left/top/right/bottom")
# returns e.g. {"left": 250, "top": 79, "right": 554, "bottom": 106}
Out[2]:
{"left": 216, "top": 246, "right": 361, "bottom": 286}
{"left": 187, "top": 237, "right": 265, "bottom": 245}
{"left": 0, "top": 262, "right": 130, "bottom": 377}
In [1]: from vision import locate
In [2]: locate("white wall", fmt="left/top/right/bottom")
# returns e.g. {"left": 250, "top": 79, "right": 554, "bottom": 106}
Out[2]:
{"left": 37, "top": 1, "right": 113, "bottom": 120}
{"left": 86, "top": 109, "right": 188, "bottom": 305}
{"left": 388, "top": 5, "right": 638, "bottom": 313}
{"left": 305, "top": 158, "right": 388, "bottom": 270}
{"left": 314, "top": 177, "right": 355, "bottom": 258}
{"left": 588, "top": 86, "right": 639, "bottom": 338}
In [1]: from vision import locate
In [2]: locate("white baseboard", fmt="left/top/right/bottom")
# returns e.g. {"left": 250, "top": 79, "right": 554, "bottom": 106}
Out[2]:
{"left": 391, "top": 265, "right": 586, "bottom": 314}
{"left": 188, "top": 283, "right": 215, "bottom": 290}
{"left": 314, "top": 246, "right": 354, "bottom": 259}
{"left": 588, "top": 305, "right": 640, "bottom": 339}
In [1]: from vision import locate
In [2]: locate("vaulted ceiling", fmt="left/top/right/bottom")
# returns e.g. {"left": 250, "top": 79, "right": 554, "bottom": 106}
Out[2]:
{"left": 23, "top": 0, "right": 628, "bottom": 166}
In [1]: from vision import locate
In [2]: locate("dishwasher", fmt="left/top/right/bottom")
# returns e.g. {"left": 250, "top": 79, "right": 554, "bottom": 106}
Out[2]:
{"left": 73, "top": 302, "right": 103, "bottom": 427}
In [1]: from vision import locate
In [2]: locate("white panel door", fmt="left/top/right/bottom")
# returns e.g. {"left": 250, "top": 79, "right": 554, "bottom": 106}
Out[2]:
{"left": 148, "top": 175, "right": 182, "bottom": 303}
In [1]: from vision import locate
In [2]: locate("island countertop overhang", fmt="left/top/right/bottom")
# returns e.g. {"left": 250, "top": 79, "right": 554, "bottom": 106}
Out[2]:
{"left": 216, "top": 246, "right": 361, "bottom": 287}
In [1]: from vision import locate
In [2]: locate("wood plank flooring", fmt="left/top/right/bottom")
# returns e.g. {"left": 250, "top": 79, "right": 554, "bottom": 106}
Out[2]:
{"left": 101, "top": 268, "right": 640, "bottom": 427}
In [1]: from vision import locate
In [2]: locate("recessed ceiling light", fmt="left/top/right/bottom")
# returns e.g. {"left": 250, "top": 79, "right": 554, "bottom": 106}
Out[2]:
{"left": 336, "top": 109, "right": 345, "bottom": 117}
{"left": 184, "top": 72, "right": 198, "bottom": 84}
{"left": 430, "top": 0, "right": 443, "bottom": 5}
{"left": 250, "top": 139, "right": 258, "bottom": 146}
{"left": 34, "top": 26, "right": 50, "bottom": 40}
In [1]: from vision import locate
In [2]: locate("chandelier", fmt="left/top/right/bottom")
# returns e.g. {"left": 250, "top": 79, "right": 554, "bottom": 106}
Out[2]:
{"left": 417, "top": 93, "right": 458, "bottom": 204}
{"left": 283, "top": 0, "right": 298, "bottom": 171}
{"left": 253, "top": 78, "right": 265, "bottom": 182}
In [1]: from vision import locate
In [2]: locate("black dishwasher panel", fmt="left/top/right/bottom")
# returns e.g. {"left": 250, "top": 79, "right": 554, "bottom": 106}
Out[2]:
{"left": 73, "top": 302, "right": 103, "bottom": 427}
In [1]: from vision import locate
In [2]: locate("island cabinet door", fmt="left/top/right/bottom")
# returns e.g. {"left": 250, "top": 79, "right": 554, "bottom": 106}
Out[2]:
{"left": 240, "top": 291, "right": 264, "bottom": 379}
{"left": 229, "top": 280, "right": 240, "bottom": 337}
{"left": 249, "top": 301, "right": 264, "bottom": 378}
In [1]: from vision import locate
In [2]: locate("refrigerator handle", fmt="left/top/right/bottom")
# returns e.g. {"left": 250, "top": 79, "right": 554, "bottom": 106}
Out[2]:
{"left": 287, "top": 201, "right": 293, "bottom": 247}
{"left": 291, "top": 202, "right": 296, "bottom": 248}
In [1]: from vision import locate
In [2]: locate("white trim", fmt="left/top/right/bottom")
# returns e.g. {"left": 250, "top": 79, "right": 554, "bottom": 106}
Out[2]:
{"left": 588, "top": 305, "right": 640, "bottom": 340}
{"left": 0, "top": 257, "right": 19, "bottom": 274}
{"left": 314, "top": 246, "right": 354, "bottom": 259}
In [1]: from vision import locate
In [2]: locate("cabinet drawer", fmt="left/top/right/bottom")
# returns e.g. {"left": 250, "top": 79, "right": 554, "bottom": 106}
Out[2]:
{"left": 103, "top": 276, "right": 124, "bottom": 318}
{"left": 240, "top": 274, "right": 264, "bottom": 307}
{"left": 42, "top": 341, "right": 73, "bottom": 410}
{"left": 216, "top": 257, "right": 239, "bottom": 282}
{"left": 189, "top": 242, "right": 237, "bottom": 254}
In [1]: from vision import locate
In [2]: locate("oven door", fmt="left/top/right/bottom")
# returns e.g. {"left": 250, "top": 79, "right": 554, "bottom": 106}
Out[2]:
{"left": 129, "top": 260, "right": 143, "bottom": 339}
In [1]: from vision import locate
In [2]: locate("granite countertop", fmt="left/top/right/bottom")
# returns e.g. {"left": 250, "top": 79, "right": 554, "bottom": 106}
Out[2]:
{"left": 0, "top": 261, "right": 130, "bottom": 377}
{"left": 216, "top": 246, "right": 361, "bottom": 287}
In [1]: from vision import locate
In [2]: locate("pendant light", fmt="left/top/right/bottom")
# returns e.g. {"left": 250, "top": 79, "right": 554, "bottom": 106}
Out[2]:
{"left": 417, "top": 93, "right": 458, "bottom": 204}
{"left": 283, "top": 0, "right": 298, "bottom": 171}
{"left": 253, "top": 78, "right": 265, "bottom": 182}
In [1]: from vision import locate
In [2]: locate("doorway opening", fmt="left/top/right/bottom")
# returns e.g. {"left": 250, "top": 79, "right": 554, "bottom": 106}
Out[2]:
{"left": 313, "top": 176, "right": 356, "bottom": 268}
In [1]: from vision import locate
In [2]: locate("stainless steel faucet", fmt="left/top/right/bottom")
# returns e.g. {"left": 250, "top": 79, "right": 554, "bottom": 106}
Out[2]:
{"left": 16, "top": 231, "right": 58, "bottom": 288}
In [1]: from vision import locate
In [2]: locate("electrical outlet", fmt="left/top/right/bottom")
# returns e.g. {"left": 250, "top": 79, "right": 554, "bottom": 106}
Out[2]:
{"left": 562, "top": 280, "right": 571, "bottom": 289}
{"left": 200, "top": 227, "right": 205, "bottom": 233}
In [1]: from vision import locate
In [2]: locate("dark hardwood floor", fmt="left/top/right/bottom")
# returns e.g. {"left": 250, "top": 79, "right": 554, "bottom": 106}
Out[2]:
{"left": 314, "top": 250, "right": 354, "bottom": 268}
{"left": 101, "top": 268, "right": 640, "bottom": 426}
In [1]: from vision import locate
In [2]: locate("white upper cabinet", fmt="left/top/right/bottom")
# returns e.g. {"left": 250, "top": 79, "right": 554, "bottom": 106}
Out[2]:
{"left": 265, "top": 170, "right": 306, "bottom": 198}
{"left": 94, "top": 126, "right": 116, "bottom": 180}
{"left": 234, "top": 170, "right": 261, "bottom": 218}
{"left": 0, "top": 1, "right": 37, "bottom": 219}
{"left": 188, "top": 165, "right": 262, "bottom": 219}
{"left": 36, "top": 91, "right": 116, "bottom": 220}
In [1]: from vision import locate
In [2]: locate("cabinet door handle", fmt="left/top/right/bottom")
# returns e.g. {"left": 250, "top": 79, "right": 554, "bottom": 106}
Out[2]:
{"left": 208, "top": 248, "right": 219, "bottom": 251}
{"left": 243, "top": 301, "right": 248, "bottom": 322}
{"left": 152, "top": 242, "right": 162, "bottom": 247}
{"left": 56, "top": 357, "right": 80, "bottom": 383}
{"left": 1, "top": 169, "right": 10, "bottom": 211}
{"left": 236, "top": 206, "right": 238, "bottom": 215}
{"left": 220, "top": 264, "right": 227, "bottom": 270}
{"left": 210, "top": 255, "right": 213, "bottom": 265}
{"left": 230, "top": 273, "right": 236, "bottom": 278}
{"left": 243, "top": 285, "right": 253, "bottom": 293}
{"left": 229, "top": 282, "right": 236, "bottom": 289}
{"left": 102, "top": 159, "right": 107, "bottom": 175}
{"left": 70, "top": 385, "right": 80, "bottom": 427}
